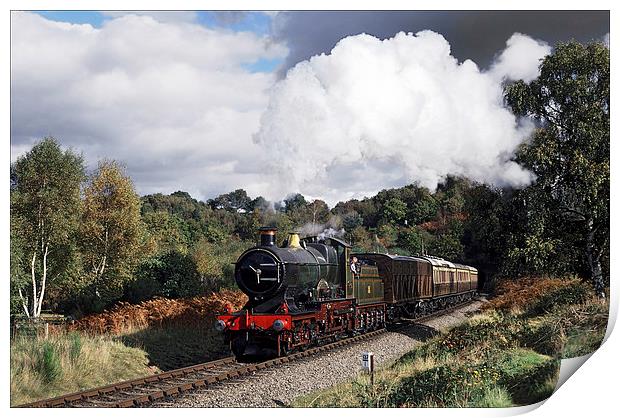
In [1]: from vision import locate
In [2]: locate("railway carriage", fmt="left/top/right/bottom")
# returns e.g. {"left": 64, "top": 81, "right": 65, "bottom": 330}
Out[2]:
{"left": 217, "top": 227, "right": 477, "bottom": 359}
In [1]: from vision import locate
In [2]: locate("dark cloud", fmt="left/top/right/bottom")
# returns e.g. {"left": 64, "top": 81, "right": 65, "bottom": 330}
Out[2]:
{"left": 273, "top": 11, "right": 609, "bottom": 74}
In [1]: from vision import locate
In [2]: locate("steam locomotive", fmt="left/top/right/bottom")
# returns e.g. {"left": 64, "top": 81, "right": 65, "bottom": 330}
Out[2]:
{"left": 216, "top": 227, "right": 478, "bottom": 359}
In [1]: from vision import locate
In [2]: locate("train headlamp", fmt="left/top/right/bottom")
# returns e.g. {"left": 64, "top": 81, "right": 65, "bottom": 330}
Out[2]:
{"left": 214, "top": 319, "right": 226, "bottom": 332}
{"left": 272, "top": 319, "right": 285, "bottom": 331}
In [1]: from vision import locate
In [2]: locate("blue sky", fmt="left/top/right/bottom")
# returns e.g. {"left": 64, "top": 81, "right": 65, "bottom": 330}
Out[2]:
{"left": 33, "top": 11, "right": 282, "bottom": 72}
{"left": 35, "top": 11, "right": 106, "bottom": 26}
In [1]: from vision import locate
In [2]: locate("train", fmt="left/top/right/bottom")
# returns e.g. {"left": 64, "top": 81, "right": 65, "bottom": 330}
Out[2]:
{"left": 215, "top": 227, "right": 478, "bottom": 359}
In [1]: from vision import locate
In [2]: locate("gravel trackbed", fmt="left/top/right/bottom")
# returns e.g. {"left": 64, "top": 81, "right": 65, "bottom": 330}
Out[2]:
{"left": 157, "top": 299, "right": 484, "bottom": 408}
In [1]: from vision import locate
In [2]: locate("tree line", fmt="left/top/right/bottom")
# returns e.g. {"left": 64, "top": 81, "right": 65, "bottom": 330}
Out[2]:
{"left": 10, "top": 40, "right": 609, "bottom": 318}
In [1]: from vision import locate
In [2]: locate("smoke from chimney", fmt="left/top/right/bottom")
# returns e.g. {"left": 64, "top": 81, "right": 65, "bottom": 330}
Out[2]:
{"left": 254, "top": 30, "right": 550, "bottom": 205}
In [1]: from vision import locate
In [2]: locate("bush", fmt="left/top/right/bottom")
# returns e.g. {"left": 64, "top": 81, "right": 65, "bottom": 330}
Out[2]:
{"left": 389, "top": 349, "right": 557, "bottom": 407}
{"left": 293, "top": 276, "right": 606, "bottom": 408}
{"left": 484, "top": 277, "right": 590, "bottom": 314}
{"left": 38, "top": 342, "right": 62, "bottom": 383}
{"left": 123, "top": 274, "right": 162, "bottom": 304}
{"left": 525, "top": 281, "right": 590, "bottom": 316}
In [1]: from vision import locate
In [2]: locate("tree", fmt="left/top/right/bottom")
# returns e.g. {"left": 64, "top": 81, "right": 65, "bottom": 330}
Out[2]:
{"left": 10, "top": 137, "right": 85, "bottom": 318}
{"left": 309, "top": 199, "right": 330, "bottom": 225}
{"left": 79, "top": 160, "right": 147, "bottom": 304}
{"left": 283, "top": 193, "right": 307, "bottom": 213}
{"left": 409, "top": 193, "right": 438, "bottom": 225}
{"left": 505, "top": 41, "right": 609, "bottom": 296}
{"left": 212, "top": 189, "right": 252, "bottom": 212}
{"left": 397, "top": 227, "right": 429, "bottom": 255}
{"left": 142, "top": 211, "right": 189, "bottom": 255}
{"left": 381, "top": 198, "right": 407, "bottom": 225}
{"left": 342, "top": 211, "right": 363, "bottom": 230}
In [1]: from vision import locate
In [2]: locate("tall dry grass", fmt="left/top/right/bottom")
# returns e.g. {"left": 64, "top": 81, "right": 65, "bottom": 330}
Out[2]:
{"left": 10, "top": 332, "right": 155, "bottom": 406}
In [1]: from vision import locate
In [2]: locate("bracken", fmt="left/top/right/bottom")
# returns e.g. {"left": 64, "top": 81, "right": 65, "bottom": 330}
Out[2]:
{"left": 68, "top": 289, "right": 247, "bottom": 335}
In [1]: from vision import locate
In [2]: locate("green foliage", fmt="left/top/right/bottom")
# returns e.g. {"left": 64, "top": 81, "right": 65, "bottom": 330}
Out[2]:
{"left": 341, "top": 210, "right": 363, "bottom": 230}
{"left": 381, "top": 198, "right": 407, "bottom": 225}
{"left": 38, "top": 342, "right": 62, "bottom": 383}
{"left": 293, "top": 280, "right": 606, "bottom": 408}
{"left": 428, "top": 227, "right": 465, "bottom": 261}
{"left": 211, "top": 188, "right": 252, "bottom": 212}
{"left": 389, "top": 362, "right": 500, "bottom": 407}
{"left": 10, "top": 219, "right": 29, "bottom": 316}
{"left": 79, "top": 160, "right": 149, "bottom": 307}
{"left": 10, "top": 137, "right": 86, "bottom": 317}
{"left": 505, "top": 41, "right": 609, "bottom": 294}
{"left": 142, "top": 211, "right": 190, "bottom": 254}
{"left": 144, "top": 251, "right": 203, "bottom": 299}
{"left": 520, "top": 320, "right": 566, "bottom": 357}
{"left": 397, "top": 227, "right": 428, "bottom": 255}
{"left": 377, "top": 223, "right": 398, "bottom": 247}
{"left": 491, "top": 350, "right": 559, "bottom": 405}
{"left": 438, "top": 316, "right": 523, "bottom": 353}
{"left": 68, "top": 332, "right": 82, "bottom": 362}
{"left": 409, "top": 194, "right": 438, "bottom": 224}
{"left": 12, "top": 58, "right": 611, "bottom": 318}
{"left": 192, "top": 237, "right": 253, "bottom": 289}
{"left": 350, "top": 226, "right": 374, "bottom": 252}
{"left": 283, "top": 193, "right": 307, "bottom": 213}
{"left": 525, "top": 281, "right": 590, "bottom": 316}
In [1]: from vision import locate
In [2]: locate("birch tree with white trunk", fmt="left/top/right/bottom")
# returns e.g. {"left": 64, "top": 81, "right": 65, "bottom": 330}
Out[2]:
{"left": 10, "top": 137, "right": 85, "bottom": 318}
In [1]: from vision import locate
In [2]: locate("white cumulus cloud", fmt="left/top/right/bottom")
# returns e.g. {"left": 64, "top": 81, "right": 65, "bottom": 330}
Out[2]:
{"left": 254, "top": 30, "right": 545, "bottom": 204}
{"left": 10, "top": 12, "right": 287, "bottom": 199}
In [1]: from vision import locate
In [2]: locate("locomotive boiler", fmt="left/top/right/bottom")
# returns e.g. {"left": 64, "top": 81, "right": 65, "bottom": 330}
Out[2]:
{"left": 216, "top": 227, "right": 477, "bottom": 359}
{"left": 235, "top": 227, "right": 345, "bottom": 314}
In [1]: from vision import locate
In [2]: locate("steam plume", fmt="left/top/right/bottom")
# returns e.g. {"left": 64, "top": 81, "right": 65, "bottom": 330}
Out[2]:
{"left": 254, "top": 30, "right": 549, "bottom": 204}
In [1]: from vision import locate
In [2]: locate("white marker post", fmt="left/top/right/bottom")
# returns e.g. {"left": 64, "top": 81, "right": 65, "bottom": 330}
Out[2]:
{"left": 361, "top": 352, "right": 375, "bottom": 386}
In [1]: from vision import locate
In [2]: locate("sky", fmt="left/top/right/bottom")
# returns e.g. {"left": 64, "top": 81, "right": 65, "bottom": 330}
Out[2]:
{"left": 10, "top": 10, "right": 609, "bottom": 206}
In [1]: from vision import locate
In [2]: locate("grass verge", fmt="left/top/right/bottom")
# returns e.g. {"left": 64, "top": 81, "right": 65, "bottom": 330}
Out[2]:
{"left": 10, "top": 332, "right": 156, "bottom": 406}
{"left": 293, "top": 278, "right": 608, "bottom": 408}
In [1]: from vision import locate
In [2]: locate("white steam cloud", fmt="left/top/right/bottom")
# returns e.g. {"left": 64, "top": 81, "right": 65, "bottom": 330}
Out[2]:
{"left": 254, "top": 30, "right": 549, "bottom": 204}
{"left": 489, "top": 32, "right": 551, "bottom": 82}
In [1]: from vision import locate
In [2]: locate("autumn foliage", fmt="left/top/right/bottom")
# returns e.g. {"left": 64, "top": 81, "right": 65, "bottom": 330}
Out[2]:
{"left": 483, "top": 277, "right": 585, "bottom": 313}
{"left": 69, "top": 289, "right": 247, "bottom": 335}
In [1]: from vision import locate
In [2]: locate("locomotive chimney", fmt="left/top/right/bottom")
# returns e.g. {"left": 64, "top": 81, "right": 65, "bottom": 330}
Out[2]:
{"left": 259, "top": 226, "right": 277, "bottom": 246}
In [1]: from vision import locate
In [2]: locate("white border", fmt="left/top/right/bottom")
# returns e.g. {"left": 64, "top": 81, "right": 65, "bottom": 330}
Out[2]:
{"left": 3, "top": 1, "right": 615, "bottom": 418}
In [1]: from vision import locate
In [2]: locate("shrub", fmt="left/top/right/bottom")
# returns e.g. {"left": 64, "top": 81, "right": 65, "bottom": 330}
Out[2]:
{"left": 484, "top": 277, "right": 574, "bottom": 313}
{"left": 37, "top": 342, "right": 62, "bottom": 383}
{"left": 69, "top": 289, "right": 247, "bottom": 335}
{"left": 525, "top": 282, "right": 590, "bottom": 316}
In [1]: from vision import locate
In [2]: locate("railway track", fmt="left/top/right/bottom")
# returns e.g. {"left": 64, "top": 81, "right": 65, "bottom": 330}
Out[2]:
{"left": 19, "top": 298, "right": 479, "bottom": 408}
